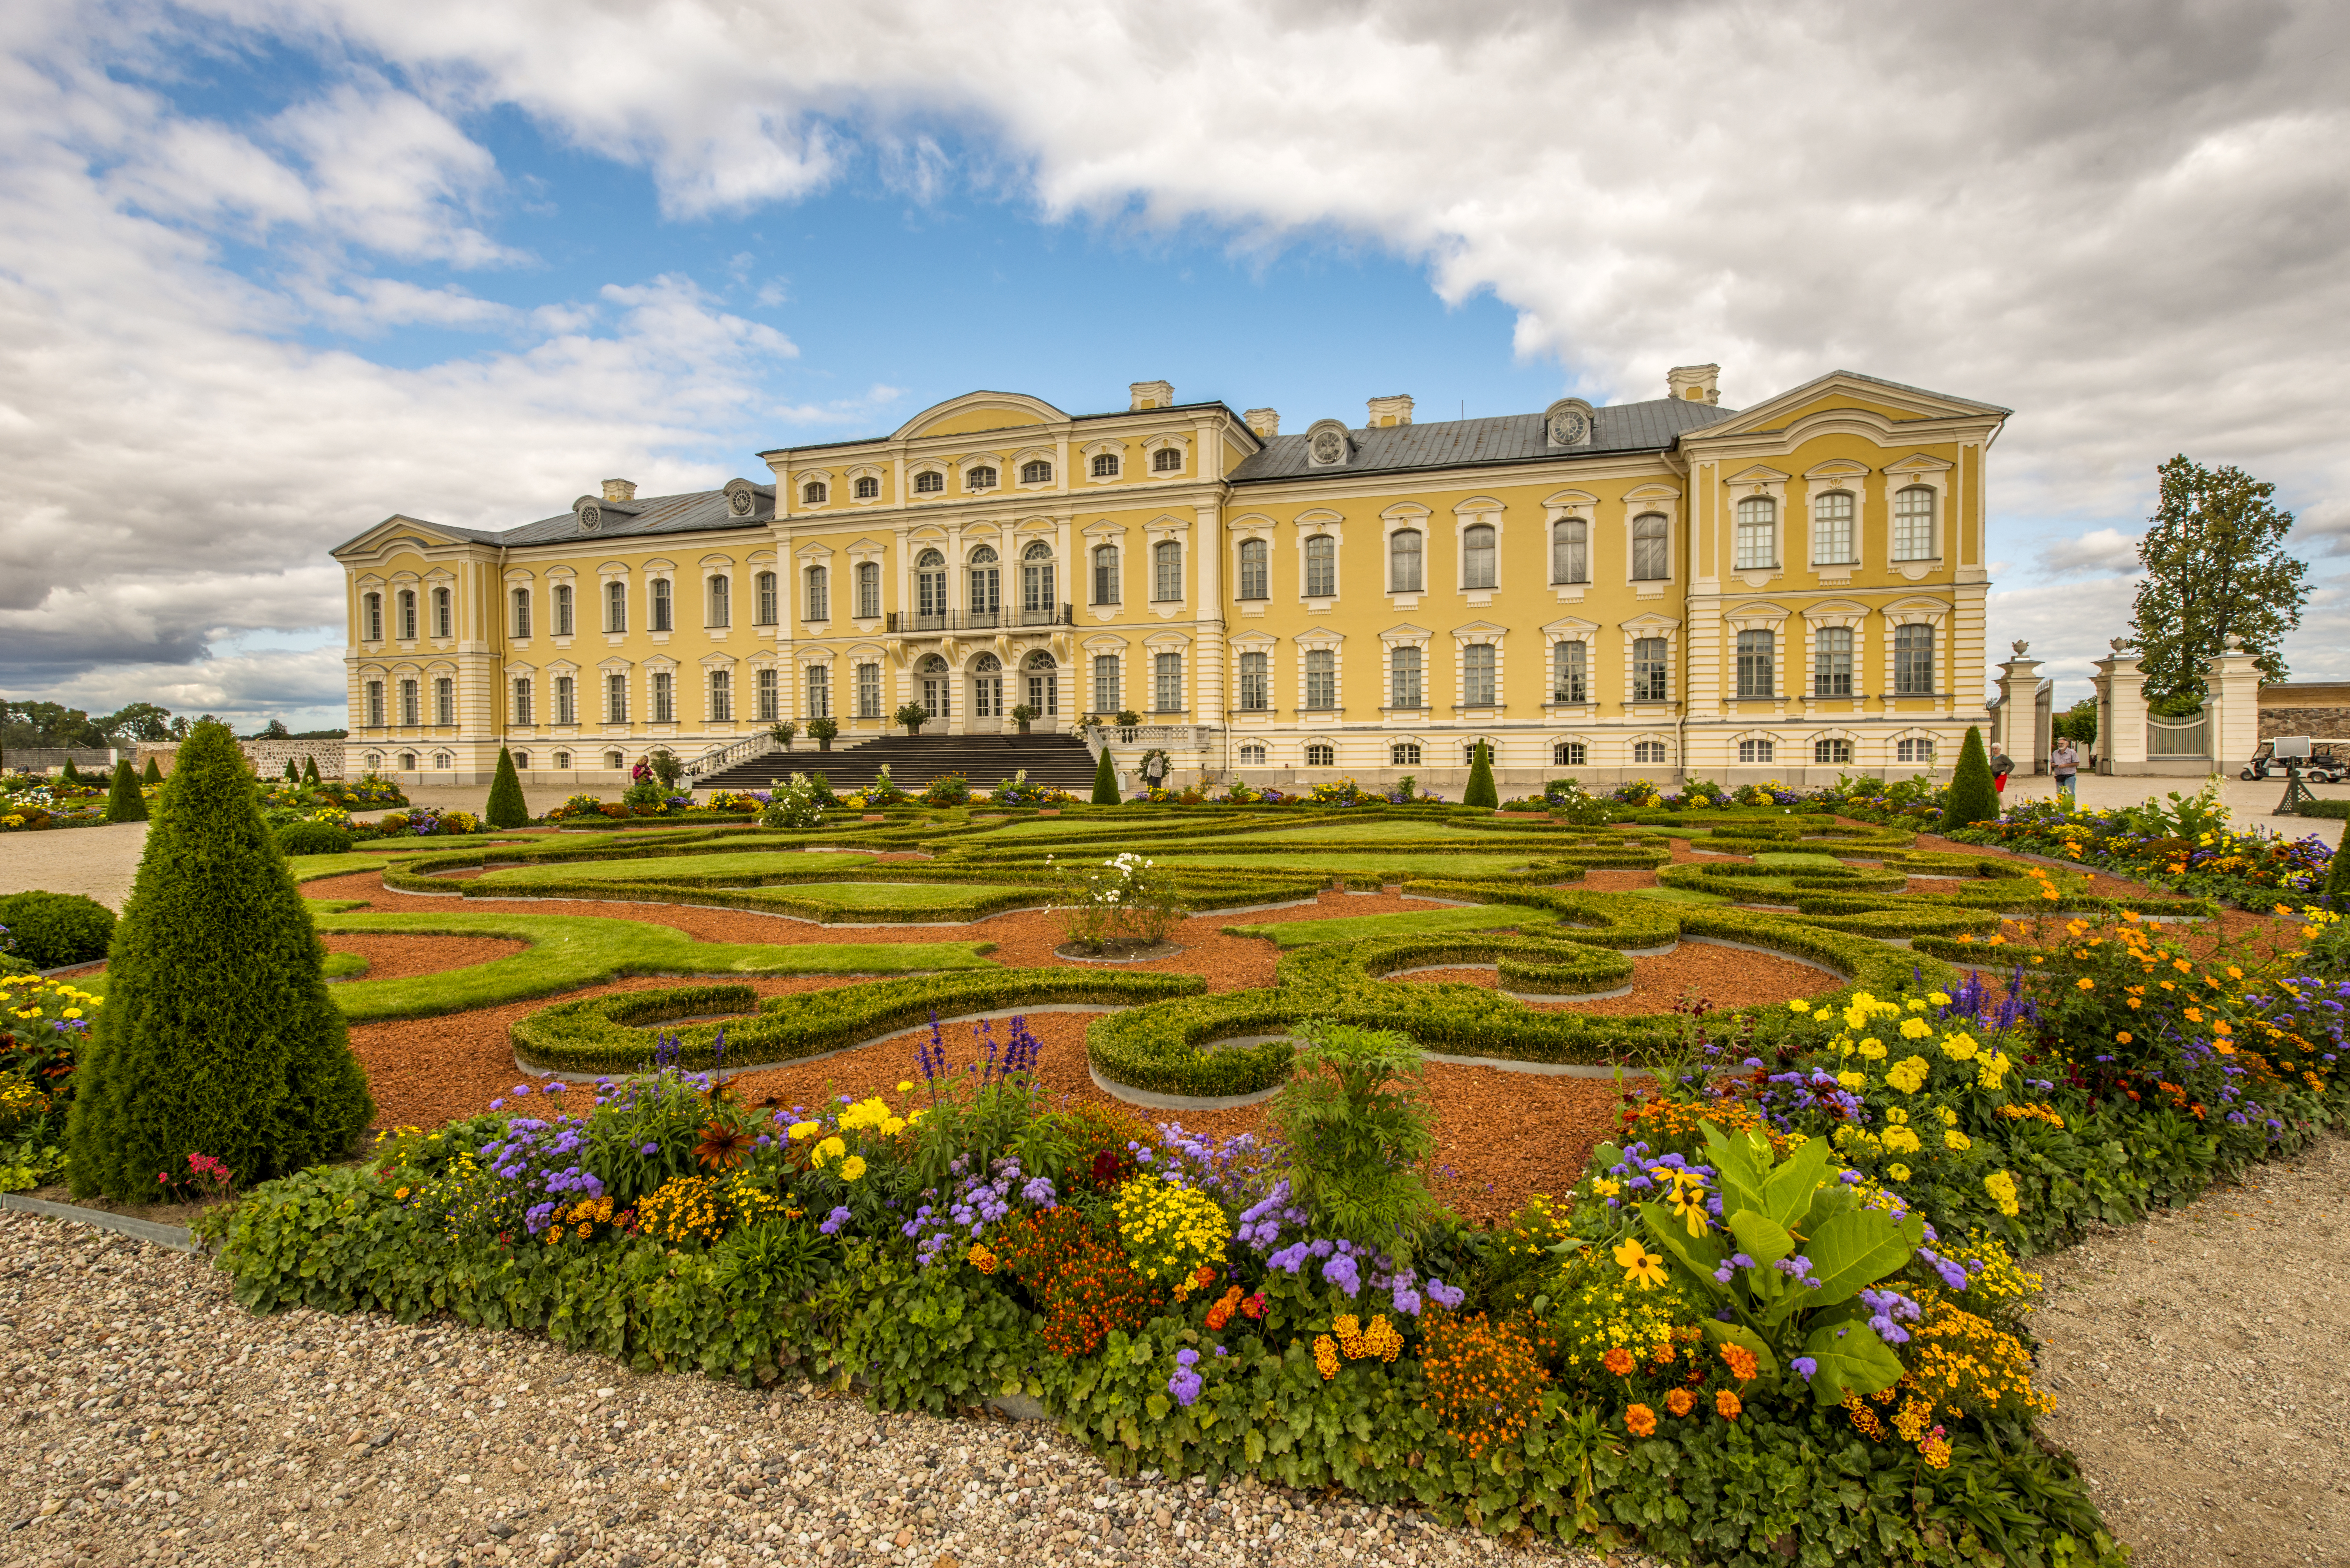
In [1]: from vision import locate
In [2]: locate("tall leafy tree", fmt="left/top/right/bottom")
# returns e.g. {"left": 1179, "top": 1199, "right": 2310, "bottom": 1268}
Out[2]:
{"left": 2128, "top": 456, "right": 2310, "bottom": 699}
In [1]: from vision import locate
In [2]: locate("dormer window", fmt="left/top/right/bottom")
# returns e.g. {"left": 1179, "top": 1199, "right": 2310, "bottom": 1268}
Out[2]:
{"left": 967, "top": 465, "right": 998, "bottom": 490}
{"left": 802, "top": 481, "right": 827, "bottom": 505}
{"left": 913, "top": 470, "right": 944, "bottom": 494}
{"left": 1020, "top": 460, "right": 1052, "bottom": 484}
{"left": 1091, "top": 453, "right": 1120, "bottom": 479}
{"left": 853, "top": 475, "right": 880, "bottom": 499}
{"left": 1152, "top": 447, "right": 1183, "bottom": 473}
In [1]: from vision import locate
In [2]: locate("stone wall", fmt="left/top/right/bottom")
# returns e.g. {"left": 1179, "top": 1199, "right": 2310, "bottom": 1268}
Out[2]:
{"left": 2256, "top": 708, "right": 2350, "bottom": 742}
{"left": 1, "top": 748, "right": 123, "bottom": 774}
{"left": 133, "top": 740, "right": 346, "bottom": 779}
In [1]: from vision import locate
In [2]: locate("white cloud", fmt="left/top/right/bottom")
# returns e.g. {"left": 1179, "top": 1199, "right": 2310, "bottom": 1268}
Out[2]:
{"left": 2037, "top": 527, "right": 2144, "bottom": 577}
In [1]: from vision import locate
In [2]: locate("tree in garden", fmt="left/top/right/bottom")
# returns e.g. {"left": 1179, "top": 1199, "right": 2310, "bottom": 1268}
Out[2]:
{"left": 1090, "top": 745, "right": 1119, "bottom": 805}
{"left": 60, "top": 757, "right": 82, "bottom": 783}
{"left": 485, "top": 746, "right": 529, "bottom": 828}
{"left": 2128, "top": 456, "right": 2310, "bottom": 699}
{"left": 1939, "top": 726, "right": 2001, "bottom": 833}
{"left": 284, "top": 759, "right": 300, "bottom": 783}
{"left": 65, "top": 720, "right": 374, "bottom": 1200}
{"left": 104, "top": 758, "right": 147, "bottom": 823}
{"left": 1463, "top": 741, "right": 1498, "bottom": 809}
{"left": 302, "top": 755, "right": 321, "bottom": 786}
{"left": 2324, "top": 832, "right": 2350, "bottom": 911}
{"left": 142, "top": 756, "right": 163, "bottom": 785}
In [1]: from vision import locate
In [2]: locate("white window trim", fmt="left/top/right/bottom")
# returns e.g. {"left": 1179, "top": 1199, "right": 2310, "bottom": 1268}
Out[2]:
{"left": 1379, "top": 504, "right": 1430, "bottom": 599}
{"left": 1802, "top": 460, "right": 1871, "bottom": 571}
{"left": 1294, "top": 627, "right": 1345, "bottom": 717}
{"left": 1620, "top": 615, "right": 1681, "bottom": 708}
{"left": 1884, "top": 605, "right": 1951, "bottom": 699}
{"left": 1884, "top": 460, "right": 1953, "bottom": 564}
{"left": 1452, "top": 499, "right": 1504, "bottom": 598}
{"left": 1140, "top": 433, "right": 1191, "bottom": 477}
{"left": 845, "top": 464, "right": 886, "bottom": 504}
{"left": 908, "top": 461, "right": 950, "bottom": 498}
{"left": 1079, "top": 440, "right": 1126, "bottom": 484}
{"left": 1541, "top": 617, "right": 1599, "bottom": 709}
{"left": 1721, "top": 467, "right": 1789, "bottom": 580}
{"left": 1450, "top": 623, "right": 1506, "bottom": 713}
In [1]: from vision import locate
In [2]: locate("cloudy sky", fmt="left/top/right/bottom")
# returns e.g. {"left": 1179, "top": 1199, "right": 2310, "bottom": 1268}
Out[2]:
{"left": 4, "top": 0, "right": 2346, "bottom": 733}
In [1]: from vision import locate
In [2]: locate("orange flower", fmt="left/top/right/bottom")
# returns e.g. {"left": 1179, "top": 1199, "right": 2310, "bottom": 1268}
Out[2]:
{"left": 1665, "top": 1388, "right": 1695, "bottom": 1417}
{"left": 692, "top": 1119, "right": 750, "bottom": 1171}
{"left": 1715, "top": 1389, "right": 1742, "bottom": 1421}
{"left": 2115, "top": 1031, "right": 2133, "bottom": 1044}
{"left": 1313, "top": 1335, "right": 1339, "bottom": 1381}
{"left": 967, "top": 1243, "right": 999, "bottom": 1273}
{"left": 1719, "top": 1343, "right": 1759, "bottom": 1383}
{"left": 1603, "top": 1346, "right": 1636, "bottom": 1376}
{"left": 1624, "top": 1404, "right": 1657, "bottom": 1437}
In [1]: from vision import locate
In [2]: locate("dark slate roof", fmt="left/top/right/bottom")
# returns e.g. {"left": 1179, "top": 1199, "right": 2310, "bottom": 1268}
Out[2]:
{"left": 494, "top": 489, "right": 762, "bottom": 547}
{"left": 1228, "top": 395, "right": 1738, "bottom": 484}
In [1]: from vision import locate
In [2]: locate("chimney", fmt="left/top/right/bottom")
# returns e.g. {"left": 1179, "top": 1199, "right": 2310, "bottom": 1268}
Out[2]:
{"left": 1366, "top": 394, "right": 1413, "bottom": 428}
{"left": 601, "top": 478, "right": 639, "bottom": 503}
{"left": 1244, "top": 407, "right": 1279, "bottom": 438}
{"left": 1129, "top": 380, "right": 1174, "bottom": 411}
{"left": 1666, "top": 365, "right": 1720, "bottom": 405}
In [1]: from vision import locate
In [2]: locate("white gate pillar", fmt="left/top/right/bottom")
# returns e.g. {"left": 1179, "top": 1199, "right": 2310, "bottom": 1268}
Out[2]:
{"left": 2092, "top": 641, "right": 2148, "bottom": 775}
{"left": 1996, "top": 642, "right": 2044, "bottom": 776}
{"left": 2205, "top": 635, "right": 2263, "bottom": 778}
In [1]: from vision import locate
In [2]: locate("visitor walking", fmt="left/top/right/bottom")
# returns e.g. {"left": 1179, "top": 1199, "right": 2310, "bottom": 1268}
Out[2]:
{"left": 1990, "top": 746, "right": 2015, "bottom": 794}
{"left": 2051, "top": 738, "right": 2080, "bottom": 807}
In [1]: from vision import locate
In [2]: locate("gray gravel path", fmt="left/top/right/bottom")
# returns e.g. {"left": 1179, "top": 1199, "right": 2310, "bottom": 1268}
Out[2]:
{"left": 0, "top": 1210, "right": 1618, "bottom": 1568}
{"left": 2032, "top": 1134, "right": 2350, "bottom": 1567}
{"left": 0, "top": 821, "right": 149, "bottom": 910}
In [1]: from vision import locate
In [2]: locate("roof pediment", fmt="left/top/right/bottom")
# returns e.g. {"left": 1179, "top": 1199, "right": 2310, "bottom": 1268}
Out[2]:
{"left": 893, "top": 391, "right": 1069, "bottom": 442}
{"left": 1689, "top": 370, "right": 2011, "bottom": 441}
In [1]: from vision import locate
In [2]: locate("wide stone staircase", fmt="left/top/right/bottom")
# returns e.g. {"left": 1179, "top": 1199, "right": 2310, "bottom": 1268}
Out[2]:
{"left": 692, "top": 732, "right": 1099, "bottom": 793}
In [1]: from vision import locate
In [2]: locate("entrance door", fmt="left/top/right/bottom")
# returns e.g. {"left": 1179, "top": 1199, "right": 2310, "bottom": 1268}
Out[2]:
{"left": 919, "top": 655, "right": 949, "bottom": 722}
{"left": 968, "top": 653, "right": 1004, "bottom": 733}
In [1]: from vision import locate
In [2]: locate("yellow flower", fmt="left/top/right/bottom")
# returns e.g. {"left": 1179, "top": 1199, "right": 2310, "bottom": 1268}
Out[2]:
{"left": 1943, "top": 1130, "right": 1971, "bottom": 1152}
{"left": 1983, "top": 1171, "right": 2021, "bottom": 1217}
{"left": 1899, "top": 1017, "right": 1931, "bottom": 1039}
{"left": 880, "top": 1117, "right": 906, "bottom": 1137}
{"left": 1837, "top": 1070, "right": 1867, "bottom": 1089}
{"left": 837, "top": 1155, "right": 867, "bottom": 1181}
{"left": 786, "top": 1121, "right": 819, "bottom": 1141}
{"left": 1885, "top": 1056, "right": 1931, "bottom": 1094}
{"left": 897, "top": 1080, "right": 914, "bottom": 1092}
{"left": 1613, "top": 1238, "right": 1668, "bottom": 1291}
{"left": 1788, "top": 999, "right": 1810, "bottom": 1013}
{"left": 1857, "top": 1037, "right": 1887, "bottom": 1059}
{"left": 1887, "top": 1164, "right": 1912, "bottom": 1181}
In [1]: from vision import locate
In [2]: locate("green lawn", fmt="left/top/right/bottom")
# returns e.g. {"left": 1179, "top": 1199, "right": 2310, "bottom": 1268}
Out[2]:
{"left": 1197, "top": 819, "right": 1533, "bottom": 844}
{"left": 1752, "top": 853, "right": 1856, "bottom": 872}
{"left": 1224, "top": 902, "right": 1565, "bottom": 947}
{"left": 766, "top": 881, "right": 1049, "bottom": 909}
{"left": 472, "top": 849, "right": 877, "bottom": 887}
{"left": 1153, "top": 850, "right": 1532, "bottom": 876}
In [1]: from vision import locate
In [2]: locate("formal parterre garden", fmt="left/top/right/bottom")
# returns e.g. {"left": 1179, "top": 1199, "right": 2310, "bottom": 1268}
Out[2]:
{"left": 12, "top": 726, "right": 2350, "bottom": 1568}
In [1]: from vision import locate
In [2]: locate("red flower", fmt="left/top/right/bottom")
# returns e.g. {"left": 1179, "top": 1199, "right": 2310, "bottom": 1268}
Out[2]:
{"left": 694, "top": 1120, "right": 750, "bottom": 1171}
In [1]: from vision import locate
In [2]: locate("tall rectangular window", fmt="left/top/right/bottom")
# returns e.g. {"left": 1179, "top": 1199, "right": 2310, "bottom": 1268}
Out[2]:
{"left": 1390, "top": 645, "right": 1422, "bottom": 709}
{"left": 1812, "top": 491, "right": 1856, "bottom": 565}
{"left": 1238, "top": 651, "right": 1270, "bottom": 711}
{"left": 1814, "top": 627, "right": 1854, "bottom": 697}
{"left": 1895, "top": 623, "right": 1936, "bottom": 695}
{"left": 650, "top": 578, "right": 673, "bottom": 632}
{"left": 1389, "top": 530, "right": 1423, "bottom": 592}
{"left": 433, "top": 587, "right": 452, "bottom": 639}
{"left": 365, "top": 680, "right": 384, "bottom": 726}
{"left": 606, "top": 582, "right": 626, "bottom": 633}
{"left": 1736, "top": 629, "right": 1774, "bottom": 698}
{"left": 1153, "top": 652, "right": 1183, "bottom": 713}
{"left": 1304, "top": 649, "right": 1335, "bottom": 710}
{"left": 856, "top": 562, "right": 881, "bottom": 619}
{"left": 399, "top": 679, "right": 419, "bottom": 724}
{"left": 398, "top": 591, "right": 417, "bottom": 639}
{"left": 754, "top": 572, "right": 777, "bottom": 626}
{"left": 606, "top": 673, "right": 627, "bottom": 723}
{"left": 554, "top": 675, "right": 575, "bottom": 725}
{"left": 363, "top": 593, "right": 383, "bottom": 642}
{"left": 1892, "top": 486, "right": 1936, "bottom": 560}
{"left": 1633, "top": 637, "right": 1669, "bottom": 702}
{"left": 1463, "top": 643, "right": 1496, "bottom": 706}
{"left": 1551, "top": 519, "right": 1588, "bottom": 584}
{"left": 1237, "top": 539, "right": 1269, "bottom": 599}
{"left": 651, "top": 671, "right": 674, "bottom": 723}
{"left": 807, "top": 665, "right": 831, "bottom": 718}
{"left": 553, "top": 584, "right": 573, "bottom": 636}
{"left": 1303, "top": 535, "right": 1335, "bottom": 597}
{"left": 1152, "top": 541, "right": 1182, "bottom": 602}
{"left": 1093, "top": 654, "right": 1121, "bottom": 713}
{"left": 512, "top": 587, "right": 532, "bottom": 638}
{"left": 708, "top": 669, "right": 731, "bottom": 722}
{"left": 512, "top": 677, "right": 532, "bottom": 725}
{"left": 804, "top": 566, "right": 828, "bottom": 622}
{"left": 708, "top": 575, "right": 730, "bottom": 628}
{"left": 1552, "top": 640, "right": 1587, "bottom": 702}
{"left": 856, "top": 662, "right": 882, "bottom": 718}
{"left": 1462, "top": 525, "right": 1496, "bottom": 590}
{"left": 756, "top": 668, "right": 778, "bottom": 722}
{"left": 1734, "top": 499, "right": 1777, "bottom": 571}
{"left": 1092, "top": 545, "right": 1119, "bottom": 606}
{"left": 1631, "top": 514, "right": 1669, "bottom": 581}
{"left": 434, "top": 677, "right": 454, "bottom": 726}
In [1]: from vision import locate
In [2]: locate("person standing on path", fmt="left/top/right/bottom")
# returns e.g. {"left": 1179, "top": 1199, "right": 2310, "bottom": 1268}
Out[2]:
{"left": 2051, "top": 739, "right": 2080, "bottom": 807}
{"left": 1991, "top": 747, "right": 2016, "bottom": 794}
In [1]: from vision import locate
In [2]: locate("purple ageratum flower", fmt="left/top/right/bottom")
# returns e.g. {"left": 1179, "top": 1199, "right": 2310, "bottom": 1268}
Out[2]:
{"left": 1391, "top": 1286, "right": 1423, "bottom": 1317}
{"left": 1791, "top": 1357, "right": 1818, "bottom": 1383}
{"left": 1322, "top": 1254, "right": 1362, "bottom": 1297}
{"left": 1426, "top": 1279, "right": 1465, "bottom": 1310}
{"left": 819, "top": 1205, "right": 851, "bottom": 1236}
{"left": 1021, "top": 1176, "right": 1058, "bottom": 1207}
{"left": 640, "top": 1141, "right": 659, "bottom": 1155}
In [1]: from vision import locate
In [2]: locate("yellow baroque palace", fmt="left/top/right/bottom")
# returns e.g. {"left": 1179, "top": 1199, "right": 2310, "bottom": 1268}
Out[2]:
{"left": 330, "top": 366, "right": 2005, "bottom": 789}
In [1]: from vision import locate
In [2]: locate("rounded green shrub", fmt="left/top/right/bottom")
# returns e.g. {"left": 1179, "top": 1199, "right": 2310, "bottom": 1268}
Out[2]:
{"left": 64, "top": 720, "right": 375, "bottom": 1200}
{"left": 0, "top": 890, "right": 117, "bottom": 968}
{"left": 275, "top": 821, "right": 353, "bottom": 856}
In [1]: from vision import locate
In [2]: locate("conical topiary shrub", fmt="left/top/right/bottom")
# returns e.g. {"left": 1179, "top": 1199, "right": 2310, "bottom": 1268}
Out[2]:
{"left": 284, "top": 759, "right": 300, "bottom": 783}
{"left": 105, "top": 758, "right": 148, "bottom": 823}
{"left": 65, "top": 720, "right": 374, "bottom": 1200}
{"left": 1938, "top": 725, "right": 2002, "bottom": 835}
{"left": 1091, "top": 745, "right": 1120, "bottom": 805}
{"left": 485, "top": 746, "right": 529, "bottom": 828}
{"left": 1463, "top": 741, "right": 1499, "bottom": 809}
{"left": 2323, "top": 831, "right": 2350, "bottom": 912}
{"left": 302, "top": 755, "right": 321, "bottom": 786}
{"left": 61, "top": 758, "right": 82, "bottom": 784}
{"left": 142, "top": 756, "right": 163, "bottom": 785}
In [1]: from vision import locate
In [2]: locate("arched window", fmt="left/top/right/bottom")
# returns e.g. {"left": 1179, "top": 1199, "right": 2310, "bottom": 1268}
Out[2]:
{"left": 1237, "top": 743, "right": 1267, "bottom": 766}
{"left": 1896, "top": 737, "right": 1936, "bottom": 764}
{"left": 1091, "top": 653, "right": 1120, "bottom": 713}
{"left": 803, "top": 565, "right": 827, "bottom": 622}
{"left": 1091, "top": 452, "right": 1120, "bottom": 478}
{"left": 1893, "top": 486, "right": 1936, "bottom": 560}
{"left": 1553, "top": 640, "right": 1587, "bottom": 703}
{"left": 398, "top": 751, "right": 417, "bottom": 770}
{"left": 1461, "top": 524, "right": 1496, "bottom": 590}
{"left": 1734, "top": 498, "right": 1776, "bottom": 570}
{"left": 1304, "top": 649, "right": 1335, "bottom": 710}
{"left": 1304, "top": 743, "right": 1335, "bottom": 768}
{"left": 511, "top": 586, "right": 532, "bottom": 638}
{"left": 432, "top": 587, "right": 452, "bottom": 639}
{"left": 650, "top": 577, "right": 673, "bottom": 632}
{"left": 397, "top": 589, "right": 417, "bottom": 639}
{"left": 1237, "top": 538, "right": 1269, "bottom": 599}
{"left": 754, "top": 667, "right": 778, "bottom": 722}
{"left": 1389, "top": 529, "right": 1423, "bottom": 593}
{"left": 754, "top": 571, "right": 778, "bottom": 626}
{"left": 1238, "top": 651, "right": 1270, "bottom": 710}
{"left": 362, "top": 592, "right": 383, "bottom": 642}
{"left": 915, "top": 549, "right": 948, "bottom": 622}
{"left": 604, "top": 750, "right": 625, "bottom": 770}
{"left": 856, "top": 661, "right": 881, "bottom": 717}
{"left": 1023, "top": 649, "right": 1059, "bottom": 716}
{"left": 1631, "top": 514, "right": 1670, "bottom": 580}
{"left": 1463, "top": 643, "right": 1497, "bottom": 706}
{"left": 650, "top": 670, "right": 674, "bottom": 724}
{"left": 553, "top": 750, "right": 572, "bottom": 770}
{"left": 854, "top": 560, "right": 880, "bottom": 618}
{"left": 1390, "top": 645, "right": 1422, "bottom": 709}
{"left": 363, "top": 750, "right": 383, "bottom": 770}
{"left": 1895, "top": 623, "right": 1936, "bottom": 695}
{"left": 605, "top": 580, "right": 626, "bottom": 633}
{"left": 364, "top": 680, "right": 384, "bottom": 726}
{"left": 802, "top": 481, "right": 827, "bottom": 505}
{"left": 966, "top": 465, "right": 998, "bottom": 490}
{"left": 1303, "top": 535, "right": 1336, "bottom": 597}
{"left": 707, "top": 574, "right": 730, "bottom": 628}
{"left": 512, "top": 749, "right": 530, "bottom": 770}
{"left": 1151, "top": 540, "right": 1182, "bottom": 602}
{"left": 1091, "top": 544, "right": 1119, "bottom": 605}
{"left": 1812, "top": 491, "right": 1856, "bottom": 565}
{"left": 971, "top": 652, "right": 1002, "bottom": 719}
{"left": 553, "top": 583, "right": 573, "bottom": 636}
{"left": 1813, "top": 627, "right": 1854, "bottom": 697}
{"left": 853, "top": 475, "right": 880, "bottom": 499}
{"left": 1736, "top": 629, "right": 1774, "bottom": 698}
{"left": 1739, "top": 738, "right": 1775, "bottom": 764}
{"left": 1634, "top": 739, "right": 1668, "bottom": 765}
{"left": 1391, "top": 742, "right": 1421, "bottom": 767}
{"left": 398, "top": 678, "right": 419, "bottom": 725}
{"left": 1152, "top": 447, "right": 1183, "bottom": 473}
{"left": 433, "top": 677, "right": 454, "bottom": 726}
{"left": 1020, "top": 540, "right": 1055, "bottom": 622}
{"left": 968, "top": 545, "right": 1000, "bottom": 623}
{"left": 1554, "top": 741, "right": 1586, "bottom": 767}
{"left": 1019, "top": 459, "right": 1052, "bottom": 484}
{"left": 1551, "top": 518, "right": 1588, "bottom": 584}
{"left": 1814, "top": 737, "right": 1853, "bottom": 765}
{"left": 913, "top": 469, "right": 944, "bottom": 494}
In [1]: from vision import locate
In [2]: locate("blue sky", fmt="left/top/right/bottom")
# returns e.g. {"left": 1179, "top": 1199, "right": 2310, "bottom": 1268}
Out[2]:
{"left": 3, "top": 0, "right": 2346, "bottom": 733}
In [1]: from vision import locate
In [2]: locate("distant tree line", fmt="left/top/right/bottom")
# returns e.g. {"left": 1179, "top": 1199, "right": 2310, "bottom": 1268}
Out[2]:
{"left": 0, "top": 702, "right": 344, "bottom": 751}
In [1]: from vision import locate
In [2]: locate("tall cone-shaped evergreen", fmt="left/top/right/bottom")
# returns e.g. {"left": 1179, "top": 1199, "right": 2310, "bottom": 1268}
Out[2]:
{"left": 65, "top": 720, "right": 373, "bottom": 1200}
{"left": 485, "top": 746, "right": 529, "bottom": 828}
{"left": 2323, "top": 828, "right": 2350, "bottom": 910}
{"left": 1090, "top": 745, "right": 1120, "bottom": 805}
{"left": 61, "top": 758, "right": 82, "bottom": 783}
{"left": 284, "top": 759, "right": 300, "bottom": 783}
{"left": 105, "top": 758, "right": 148, "bottom": 823}
{"left": 1938, "top": 725, "right": 2002, "bottom": 834}
{"left": 1463, "top": 741, "right": 1499, "bottom": 809}
{"left": 302, "top": 755, "right": 321, "bottom": 786}
{"left": 142, "top": 756, "right": 163, "bottom": 785}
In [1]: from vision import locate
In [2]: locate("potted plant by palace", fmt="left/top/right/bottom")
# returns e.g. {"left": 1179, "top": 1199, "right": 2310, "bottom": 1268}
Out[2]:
{"left": 895, "top": 702, "right": 929, "bottom": 737}
{"left": 1114, "top": 708, "right": 1141, "bottom": 728}
{"left": 1009, "top": 703, "right": 1037, "bottom": 735}
{"left": 768, "top": 719, "right": 797, "bottom": 752}
{"left": 807, "top": 715, "right": 838, "bottom": 752}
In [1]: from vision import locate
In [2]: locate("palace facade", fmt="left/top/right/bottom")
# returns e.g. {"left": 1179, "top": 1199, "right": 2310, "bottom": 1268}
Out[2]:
{"left": 330, "top": 366, "right": 2005, "bottom": 788}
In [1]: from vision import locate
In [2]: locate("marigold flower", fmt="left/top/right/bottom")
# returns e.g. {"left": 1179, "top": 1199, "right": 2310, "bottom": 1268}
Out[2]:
{"left": 1715, "top": 1389, "right": 1742, "bottom": 1421}
{"left": 1313, "top": 1335, "right": 1340, "bottom": 1381}
{"left": 1665, "top": 1388, "right": 1695, "bottom": 1417}
{"left": 1603, "top": 1346, "right": 1636, "bottom": 1376}
{"left": 1623, "top": 1404, "right": 1657, "bottom": 1437}
{"left": 967, "top": 1243, "right": 999, "bottom": 1273}
{"left": 1719, "top": 1343, "right": 1759, "bottom": 1383}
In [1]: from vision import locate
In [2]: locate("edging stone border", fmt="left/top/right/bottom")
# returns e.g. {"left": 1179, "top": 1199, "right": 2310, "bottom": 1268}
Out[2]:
{"left": 1, "top": 1192, "right": 198, "bottom": 1252}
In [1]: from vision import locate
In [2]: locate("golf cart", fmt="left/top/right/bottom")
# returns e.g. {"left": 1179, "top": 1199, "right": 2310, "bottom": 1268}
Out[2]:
{"left": 2243, "top": 737, "right": 2346, "bottom": 784}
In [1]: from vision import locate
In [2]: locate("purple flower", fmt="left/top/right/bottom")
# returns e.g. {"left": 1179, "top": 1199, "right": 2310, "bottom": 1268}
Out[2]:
{"left": 1322, "top": 1254, "right": 1362, "bottom": 1297}
{"left": 1426, "top": 1279, "right": 1464, "bottom": 1310}
{"left": 640, "top": 1141, "right": 659, "bottom": 1155}
{"left": 1791, "top": 1357, "right": 1817, "bottom": 1382}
